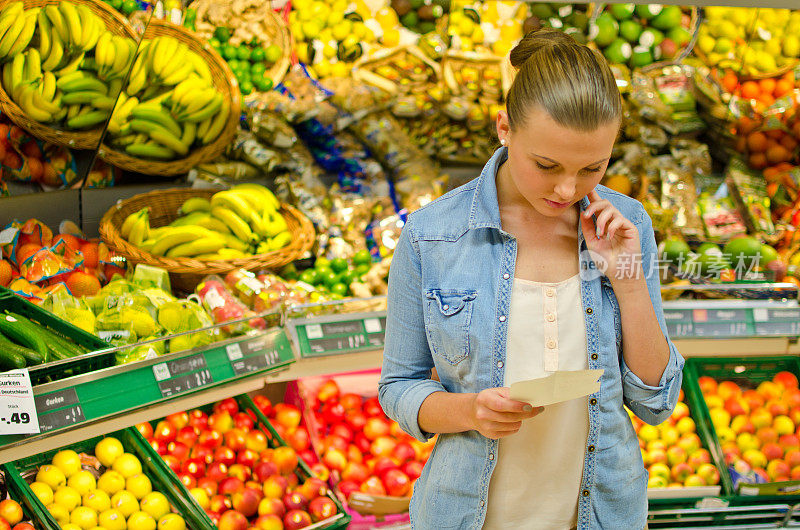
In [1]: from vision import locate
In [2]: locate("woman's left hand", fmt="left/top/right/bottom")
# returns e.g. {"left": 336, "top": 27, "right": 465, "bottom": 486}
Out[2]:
{"left": 580, "top": 190, "right": 641, "bottom": 285}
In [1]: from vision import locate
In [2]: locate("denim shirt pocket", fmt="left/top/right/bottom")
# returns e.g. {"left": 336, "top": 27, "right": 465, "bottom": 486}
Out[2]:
{"left": 424, "top": 289, "right": 477, "bottom": 365}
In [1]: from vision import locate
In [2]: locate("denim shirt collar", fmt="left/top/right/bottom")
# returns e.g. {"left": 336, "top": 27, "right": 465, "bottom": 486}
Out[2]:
{"left": 468, "top": 147, "right": 591, "bottom": 243}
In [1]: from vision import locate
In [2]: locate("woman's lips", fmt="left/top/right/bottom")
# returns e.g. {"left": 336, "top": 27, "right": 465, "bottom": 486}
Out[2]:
{"left": 544, "top": 199, "right": 571, "bottom": 208}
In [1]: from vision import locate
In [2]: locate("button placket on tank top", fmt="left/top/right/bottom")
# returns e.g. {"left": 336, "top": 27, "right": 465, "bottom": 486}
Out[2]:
{"left": 543, "top": 286, "right": 559, "bottom": 372}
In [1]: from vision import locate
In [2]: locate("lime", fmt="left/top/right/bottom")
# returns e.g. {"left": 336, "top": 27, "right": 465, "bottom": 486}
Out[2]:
{"left": 121, "top": 0, "right": 137, "bottom": 15}
{"left": 299, "top": 269, "right": 317, "bottom": 285}
{"left": 254, "top": 76, "right": 273, "bottom": 92}
{"left": 213, "top": 27, "right": 231, "bottom": 42}
{"left": 354, "top": 263, "right": 371, "bottom": 277}
{"left": 352, "top": 249, "right": 372, "bottom": 266}
{"left": 239, "top": 80, "right": 254, "bottom": 95}
{"left": 109, "top": 0, "right": 123, "bottom": 11}
{"left": 250, "top": 62, "right": 266, "bottom": 75}
{"left": 264, "top": 44, "right": 282, "bottom": 63}
{"left": 661, "top": 237, "right": 691, "bottom": 265}
{"left": 227, "top": 59, "right": 241, "bottom": 71}
{"left": 331, "top": 257, "right": 348, "bottom": 273}
{"left": 250, "top": 47, "right": 266, "bottom": 62}
{"left": 319, "top": 270, "right": 338, "bottom": 288}
{"left": 315, "top": 257, "right": 332, "bottom": 270}
{"left": 236, "top": 45, "right": 251, "bottom": 61}
{"left": 208, "top": 38, "right": 221, "bottom": 50}
{"left": 222, "top": 44, "right": 237, "bottom": 60}
{"left": 344, "top": 270, "right": 360, "bottom": 284}
{"left": 331, "top": 283, "right": 348, "bottom": 296}
{"left": 723, "top": 236, "right": 763, "bottom": 269}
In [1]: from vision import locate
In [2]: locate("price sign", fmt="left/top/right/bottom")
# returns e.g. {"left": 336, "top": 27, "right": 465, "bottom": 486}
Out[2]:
{"left": 309, "top": 334, "right": 367, "bottom": 353}
{"left": 153, "top": 354, "right": 213, "bottom": 398}
{"left": 34, "top": 387, "right": 83, "bottom": 433}
{"left": 294, "top": 313, "right": 387, "bottom": 357}
{"left": 229, "top": 336, "right": 283, "bottom": 376}
{"left": 753, "top": 308, "right": 800, "bottom": 336}
{"left": 157, "top": 370, "right": 213, "bottom": 398}
{"left": 0, "top": 369, "right": 39, "bottom": 434}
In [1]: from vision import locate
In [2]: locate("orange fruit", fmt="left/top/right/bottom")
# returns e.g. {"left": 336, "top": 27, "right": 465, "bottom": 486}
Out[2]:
{"left": 21, "top": 142, "right": 42, "bottom": 159}
{"left": 741, "top": 81, "right": 761, "bottom": 99}
{"left": 80, "top": 242, "right": 99, "bottom": 269}
{"left": 759, "top": 93, "right": 776, "bottom": 107}
{"left": 749, "top": 152, "right": 768, "bottom": 169}
{"left": 41, "top": 162, "right": 59, "bottom": 187}
{"left": 767, "top": 144, "right": 792, "bottom": 165}
{"left": 766, "top": 129, "right": 784, "bottom": 141}
{"left": 0, "top": 499, "right": 23, "bottom": 525}
{"left": 0, "top": 259, "right": 11, "bottom": 287}
{"left": 65, "top": 271, "right": 101, "bottom": 297}
{"left": 53, "top": 234, "right": 81, "bottom": 251}
{"left": 3, "top": 151, "right": 21, "bottom": 169}
{"left": 747, "top": 131, "right": 768, "bottom": 153}
{"left": 737, "top": 116, "right": 758, "bottom": 135}
{"left": 722, "top": 71, "right": 738, "bottom": 93}
{"left": 780, "top": 135, "right": 798, "bottom": 152}
{"left": 775, "top": 79, "right": 794, "bottom": 98}
{"left": 16, "top": 243, "right": 41, "bottom": 264}
{"left": 735, "top": 136, "right": 747, "bottom": 153}
{"left": 26, "top": 157, "right": 43, "bottom": 183}
{"left": 759, "top": 78, "right": 776, "bottom": 96}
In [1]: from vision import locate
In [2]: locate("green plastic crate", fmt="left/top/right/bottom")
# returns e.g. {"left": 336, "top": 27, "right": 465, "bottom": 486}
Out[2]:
{"left": 684, "top": 356, "right": 800, "bottom": 499}
{"left": 3, "top": 427, "right": 214, "bottom": 529}
{"left": 134, "top": 393, "right": 351, "bottom": 529}
{"left": 0, "top": 291, "right": 110, "bottom": 384}
{"left": 3, "top": 463, "right": 60, "bottom": 529}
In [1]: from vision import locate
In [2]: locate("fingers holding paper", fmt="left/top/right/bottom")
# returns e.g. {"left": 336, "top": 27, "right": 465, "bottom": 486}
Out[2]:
{"left": 471, "top": 387, "right": 544, "bottom": 439}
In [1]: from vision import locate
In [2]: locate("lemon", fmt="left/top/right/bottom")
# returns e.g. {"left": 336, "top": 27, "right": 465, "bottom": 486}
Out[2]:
{"left": 46, "top": 503, "right": 70, "bottom": 525}
{"left": 52, "top": 450, "right": 82, "bottom": 478}
{"left": 61, "top": 525, "right": 82, "bottom": 530}
{"left": 330, "top": 62, "right": 350, "bottom": 77}
{"left": 493, "top": 38, "right": 514, "bottom": 57}
{"left": 756, "top": 50, "right": 777, "bottom": 72}
{"left": 785, "top": 35, "right": 800, "bottom": 57}
{"left": 313, "top": 61, "right": 332, "bottom": 78}
{"left": 111, "top": 453, "right": 142, "bottom": 478}
{"left": 157, "top": 513, "right": 186, "bottom": 530}
{"left": 765, "top": 38, "right": 782, "bottom": 57}
{"left": 140, "top": 492, "right": 170, "bottom": 520}
{"left": 382, "top": 29, "right": 400, "bottom": 47}
{"left": 499, "top": 22, "right": 520, "bottom": 41}
{"left": 36, "top": 465, "right": 67, "bottom": 490}
{"left": 97, "top": 471, "right": 126, "bottom": 496}
{"left": 99, "top": 509, "right": 126, "bottom": 530}
{"left": 111, "top": 490, "right": 139, "bottom": 517}
{"left": 70, "top": 506, "right": 98, "bottom": 530}
{"left": 126, "top": 474, "right": 153, "bottom": 500}
{"left": 128, "top": 511, "right": 157, "bottom": 530}
{"left": 458, "top": 17, "right": 475, "bottom": 36}
{"left": 472, "top": 25, "right": 485, "bottom": 44}
{"left": 327, "top": 10, "right": 344, "bottom": 26}
{"left": 30, "top": 482, "right": 54, "bottom": 505}
{"left": 319, "top": 28, "right": 334, "bottom": 43}
{"left": 292, "top": 0, "right": 310, "bottom": 12}
{"left": 375, "top": 8, "right": 398, "bottom": 28}
{"left": 296, "top": 45, "right": 310, "bottom": 63}
{"left": 331, "top": 20, "right": 352, "bottom": 41}
{"left": 460, "top": 36, "right": 474, "bottom": 52}
{"left": 54, "top": 486, "right": 82, "bottom": 511}
{"left": 713, "top": 37, "right": 733, "bottom": 54}
{"left": 83, "top": 489, "right": 111, "bottom": 513}
{"left": 302, "top": 21, "right": 321, "bottom": 41}
{"left": 715, "top": 20, "right": 739, "bottom": 40}
{"left": 342, "top": 34, "right": 359, "bottom": 49}
{"left": 352, "top": 22, "right": 368, "bottom": 39}
{"left": 322, "top": 44, "right": 337, "bottom": 59}
{"left": 68, "top": 471, "right": 97, "bottom": 496}
{"left": 697, "top": 35, "right": 716, "bottom": 55}
{"left": 95, "top": 437, "right": 124, "bottom": 468}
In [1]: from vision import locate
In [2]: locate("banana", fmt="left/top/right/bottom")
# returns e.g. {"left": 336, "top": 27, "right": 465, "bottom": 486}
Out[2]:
{"left": 9, "top": 52, "right": 24, "bottom": 91}
{"left": 201, "top": 99, "right": 229, "bottom": 145}
{"left": 0, "top": 13, "right": 21, "bottom": 56}
{"left": 127, "top": 210, "right": 149, "bottom": 246}
{"left": 125, "top": 142, "right": 175, "bottom": 160}
{"left": 19, "top": 84, "right": 51, "bottom": 122}
{"left": 180, "top": 121, "right": 196, "bottom": 148}
{"left": 263, "top": 211, "right": 288, "bottom": 237}
{"left": 269, "top": 231, "right": 292, "bottom": 250}
{"left": 91, "top": 95, "right": 116, "bottom": 110}
{"left": 52, "top": 106, "right": 67, "bottom": 122}
{"left": 58, "top": 2, "right": 81, "bottom": 49}
{"left": 182, "top": 93, "right": 222, "bottom": 123}
{"left": 94, "top": 31, "right": 112, "bottom": 76}
{"left": 111, "top": 133, "right": 138, "bottom": 147}
{"left": 148, "top": 226, "right": 215, "bottom": 256}
{"left": 210, "top": 206, "right": 254, "bottom": 243}
{"left": 120, "top": 207, "right": 146, "bottom": 238}
{"left": 61, "top": 90, "right": 105, "bottom": 104}
{"left": 44, "top": 6, "right": 68, "bottom": 43}
{"left": 57, "top": 76, "right": 107, "bottom": 94}
{"left": 111, "top": 95, "right": 137, "bottom": 124}
{"left": 138, "top": 88, "right": 174, "bottom": 109}
{"left": 176, "top": 87, "right": 216, "bottom": 118}
{"left": 211, "top": 190, "right": 258, "bottom": 227}
{"left": 187, "top": 51, "right": 212, "bottom": 83}
{"left": 197, "top": 218, "right": 234, "bottom": 236}
{"left": 147, "top": 129, "right": 187, "bottom": 156}
{"left": 156, "top": 41, "right": 187, "bottom": 81}
{"left": 165, "top": 236, "right": 226, "bottom": 258}
{"left": 109, "top": 36, "right": 131, "bottom": 78}
{"left": 0, "top": 2, "right": 23, "bottom": 23}
{"left": 76, "top": 5, "right": 101, "bottom": 51}
{"left": 0, "top": 10, "right": 26, "bottom": 59}
{"left": 180, "top": 197, "right": 211, "bottom": 214}
{"left": 23, "top": 49, "right": 41, "bottom": 81}
{"left": 170, "top": 211, "right": 209, "bottom": 227}
{"left": 66, "top": 103, "right": 81, "bottom": 121}
{"left": 66, "top": 109, "right": 108, "bottom": 129}
{"left": 170, "top": 75, "right": 204, "bottom": 113}
{"left": 37, "top": 10, "right": 52, "bottom": 59}
{"left": 151, "top": 36, "right": 177, "bottom": 78}
{"left": 6, "top": 9, "right": 38, "bottom": 59}
{"left": 2, "top": 62, "right": 11, "bottom": 92}
{"left": 162, "top": 60, "right": 193, "bottom": 86}
{"left": 197, "top": 116, "right": 211, "bottom": 140}
{"left": 41, "top": 71, "right": 56, "bottom": 100}
{"left": 125, "top": 59, "right": 146, "bottom": 95}
{"left": 41, "top": 31, "right": 63, "bottom": 71}
{"left": 129, "top": 106, "right": 182, "bottom": 137}
{"left": 219, "top": 233, "right": 248, "bottom": 251}
{"left": 28, "top": 84, "right": 60, "bottom": 114}
{"left": 56, "top": 52, "right": 84, "bottom": 77}
{"left": 231, "top": 183, "right": 281, "bottom": 211}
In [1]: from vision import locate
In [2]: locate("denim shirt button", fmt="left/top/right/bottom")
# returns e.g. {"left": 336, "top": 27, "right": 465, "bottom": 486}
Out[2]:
{"left": 442, "top": 304, "right": 449, "bottom": 311}
{"left": 591, "top": 353, "right": 598, "bottom": 360}
{"left": 489, "top": 453, "right": 495, "bottom": 460}
{"left": 497, "top": 361, "right": 504, "bottom": 369}
{"left": 588, "top": 445, "right": 595, "bottom": 453}
{"left": 499, "top": 315, "right": 506, "bottom": 322}
{"left": 480, "top": 500, "right": 485, "bottom": 507}
{"left": 582, "top": 489, "right": 590, "bottom": 497}
{"left": 590, "top": 398, "right": 597, "bottom": 406}
{"left": 503, "top": 273, "right": 510, "bottom": 279}
{"left": 586, "top": 307, "right": 593, "bottom": 314}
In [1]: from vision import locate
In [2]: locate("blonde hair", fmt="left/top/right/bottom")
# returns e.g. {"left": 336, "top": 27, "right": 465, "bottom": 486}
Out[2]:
{"left": 507, "top": 29, "right": 622, "bottom": 131}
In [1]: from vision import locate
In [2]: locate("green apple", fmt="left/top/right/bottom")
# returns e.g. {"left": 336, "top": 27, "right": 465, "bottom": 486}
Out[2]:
{"left": 604, "top": 39, "right": 632, "bottom": 64}
{"left": 619, "top": 20, "right": 643, "bottom": 43}
{"left": 608, "top": 3, "right": 635, "bottom": 21}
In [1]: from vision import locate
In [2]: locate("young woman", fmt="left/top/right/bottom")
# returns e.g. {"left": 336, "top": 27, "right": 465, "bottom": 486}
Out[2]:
{"left": 378, "top": 29, "right": 684, "bottom": 529}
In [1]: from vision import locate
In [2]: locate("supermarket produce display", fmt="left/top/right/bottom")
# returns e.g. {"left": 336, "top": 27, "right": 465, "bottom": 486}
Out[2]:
{"left": 3, "top": 0, "right": 800, "bottom": 527}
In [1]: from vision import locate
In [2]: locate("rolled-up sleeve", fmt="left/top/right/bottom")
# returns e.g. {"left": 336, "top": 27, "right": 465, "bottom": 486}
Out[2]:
{"left": 621, "top": 209, "right": 685, "bottom": 426}
{"left": 379, "top": 217, "right": 445, "bottom": 442}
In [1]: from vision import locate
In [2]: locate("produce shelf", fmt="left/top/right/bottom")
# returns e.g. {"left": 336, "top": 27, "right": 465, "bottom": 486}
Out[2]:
{"left": 286, "top": 309, "right": 387, "bottom": 359}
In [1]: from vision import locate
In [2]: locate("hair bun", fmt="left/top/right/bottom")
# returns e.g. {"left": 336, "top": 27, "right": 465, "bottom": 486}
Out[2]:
{"left": 509, "top": 28, "right": 581, "bottom": 70}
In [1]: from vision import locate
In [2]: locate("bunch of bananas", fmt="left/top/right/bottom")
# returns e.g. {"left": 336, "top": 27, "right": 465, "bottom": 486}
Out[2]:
{"left": 0, "top": 1, "right": 136, "bottom": 129}
{"left": 105, "top": 35, "right": 231, "bottom": 160}
{"left": 120, "top": 184, "right": 292, "bottom": 259}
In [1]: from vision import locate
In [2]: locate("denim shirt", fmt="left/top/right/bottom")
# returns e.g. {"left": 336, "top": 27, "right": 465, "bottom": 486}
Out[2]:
{"left": 378, "top": 147, "right": 685, "bottom": 529}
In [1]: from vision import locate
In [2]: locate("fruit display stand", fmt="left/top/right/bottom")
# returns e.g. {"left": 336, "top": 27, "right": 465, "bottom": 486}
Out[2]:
{"left": 2, "top": 427, "right": 214, "bottom": 529}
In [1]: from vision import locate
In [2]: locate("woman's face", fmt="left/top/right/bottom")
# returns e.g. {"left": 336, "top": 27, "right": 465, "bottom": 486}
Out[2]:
{"left": 497, "top": 106, "right": 619, "bottom": 218}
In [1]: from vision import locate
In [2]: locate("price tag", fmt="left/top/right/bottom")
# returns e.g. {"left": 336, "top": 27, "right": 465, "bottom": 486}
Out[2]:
{"left": 0, "top": 369, "right": 40, "bottom": 434}
{"left": 157, "top": 370, "right": 213, "bottom": 398}
{"left": 306, "top": 324, "right": 323, "bottom": 339}
{"left": 226, "top": 343, "right": 243, "bottom": 360}
{"left": 364, "top": 318, "right": 382, "bottom": 334}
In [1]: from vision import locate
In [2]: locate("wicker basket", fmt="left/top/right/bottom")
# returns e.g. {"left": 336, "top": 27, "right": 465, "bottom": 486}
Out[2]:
{"left": 99, "top": 188, "right": 315, "bottom": 292}
{"left": 0, "top": 0, "right": 137, "bottom": 150}
{"left": 96, "top": 19, "right": 241, "bottom": 176}
{"left": 189, "top": 0, "right": 291, "bottom": 97}
{"left": 353, "top": 45, "right": 441, "bottom": 95}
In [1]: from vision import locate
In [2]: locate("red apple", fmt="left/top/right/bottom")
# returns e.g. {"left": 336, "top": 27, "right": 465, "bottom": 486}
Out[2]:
{"left": 231, "top": 487, "right": 261, "bottom": 518}
{"left": 389, "top": 421, "right": 408, "bottom": 440}
{"left": 363, "top": 418, "right": 390, "bottom": 441}
{"left": 284, "top": 509, "right": 312, "bottom": 530}
{"left": 330, "top": 423, "right": 354, "bottom": 443}
{"left": 322, "top": 402, "right": 346, "bottom": 426}
{"left": 687, "top": 449, "right": 712, "bottom": 469}
{"left": 671, "top": 462, "right": 693, "bottom": 482}
{"left": 283, "top": 491, "right": 308, "bottom": 511}
{"left": 214, "top": 397, "right": 239, "bottom": 416}
{"left": 724, "top": 397, "right": 749, "bottom": 418}
{"left": 298, "top": 477, "right": 327, "bottom": 501}
{"left": 254, "top": 514, "right": 283, "bottom": 530}
{"left": 263, "top": 475, "right": 289, "bottom": 499}
{"left": 391, "top": 442, "right": 416, "bottom": 463}
{"left": 698, "top": 376, "right": 717, "bottom": 395}
{"left": 742, "top": 390, "right": 765, "bottom": 411}
{"left": 353, "top": 433, "right": 371, "bottom": 453}
{"left": 340, "top": 393, "right": 362, "bottom": 411}
{"left": 246, "top": 430, "right": 269, "bottom": 452}
{"left": 219, "top": 477, "right": 245, "bottom": 495}
{"left": 224, "top": 429, "right": 247, "bottom": 452}
{"left": 787, "top": 449, "right": 800, "bottom": 468}
{"left": 236, "top": 449, "right": 259, "bottom": 469}
{"left": 154, "top": 421, "right": 177, "bottom": 443}
{"left": 182, "top": 457, "right": 206, "bottom": 479}
{"left": 363, "top": 397, "right": 383, "bottom": 417}
{"left": 299, "top": 449, "right": 318, "bottom": 465}
{"left": 199, "top": 430, "right": 223, "bottom": 449}
{"left": 209, "top": 412, "right": 235, "bottom": 434}
{"left": 310, "top": 463, "right": 330, "bottom": 481}
{"left": 274, "top": 404, "right": 302, "bottom": 430}
{"left": 274, "top": 447, "right": 299, "bottom": 475}
{"left": 775, "top": 371, "right": 799, "bottom": 389}
{"left": 768, "top": 400, "right": 789, "bottom": 417}
{"left": 697, "top": 463, "right": 720, "bottom": 485}
{"left": 287, "top": 428, "right": 311, "bottom": 452}
{"left": 346, "top": 444, "right": 363, "bottom": 465}
{"left": 162, "top": 455, "right": 181, "bottom": 474}
{"left": 209, "top": 494, "right": 233, "bottom": 515}
{"left": 670, "top": 402, "right": 690, "bottom": 422}
{"left": 168, "top": 441, "right": 190, "bottom": 461}
{"left": 167, "top": 411, "right": 190, "bottom": 429}
{"left": 228, "top": 463, "right": 251, "bottom": 482}
{"left": 207, "top": 462, "right": 229, "bottom": 482}
{"left": 360, "top": 476, "right": 387, "bottom": 495}
{"left": 317, "top": 380, "right": 340, "bottom": 403}
{"left": 767, "top": 459, "right": 791, "bottom": 481}
{"left": 286, "top": 473, "right": 300, "bottom": 489}
{"left": 338, "top": 480, "right": 360, "bottom": 499}
{"left": 136, "top": 422, "right": 154, "bottom": 439}
{"left": 206, "top": 510, "right": 221, "bottom": 525}
{"left": 754, "top": 468, "right": 769, "bottom": 482}
{"left": 258, "top": 497, "right": 286, "bottom": 518}
{"left": 792, "top": 466, "right": 800, "bottom": 480}
{"left": 149, "top": 439, "right": 167, "bottom": 456}
{"left": 189, "top": 409, "right": 209, "bottom": 430}
{"left": 214, "top": 447, "right": 236, "bottom": 467}
{"left": 718, "top": 381, "right": 742, "bottom": 400}
{"left": 322, "top": 448, "right": 347, "bottom": 472}
{"left": 198, "top": 477, "right": 218, "bottom": 496}
{"left": 178, "top": 472, "right": 196, "bottom": 489}
{"left": 232, "top": 412, "right": 254, "bottom": 431}
{"left": 371, "top": 436, "right": 398, "bottom": 458}
{"left": 218, "top": 509, "right": 248, "bottom": 530}
{"left": 342, "top": 462, "right": 370, "bottom": 484}
{"left": 345, "top": 411, "right": 367, "bottom": 432}
{"left": 402, "top": 461, "right": 424, "bottom": 480}
{"left": 667, "top": 446, "right": 688, "bottom": 466}
{"left": 382, "top": 469, "right": 411, "bottom": 496}
{"left": 253, "top": 461, "right": 279, "bottom": 482}
{"left": 757, "top": 427, "right": 779, "bottom": 445}
{"left": 253, "top": 395, "right": 273, "bottom": 417}
{"left": 191, "top": 445, "right": 214, "bottom": 465}
{"left": 786, "top": 390, "right": 800, "bottom": 409}
{"left": 677, "top": 434, "right": 702, "bottom": 454}
{"left": 763, "top": 442, "right": 784, "bottom": 460}
{"left": 322, "top": 435, "right": 348, "bottom": 453}
{"left": 373, "top": 456, "right": 398, "bottom": 478}
{"left": 308, "top": 496, "right": 337, "bottom": 522}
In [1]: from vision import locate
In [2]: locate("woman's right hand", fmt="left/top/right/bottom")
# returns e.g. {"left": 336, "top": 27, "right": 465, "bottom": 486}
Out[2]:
{"left": 471, "top": 387, "right": 543, "bottom": 439}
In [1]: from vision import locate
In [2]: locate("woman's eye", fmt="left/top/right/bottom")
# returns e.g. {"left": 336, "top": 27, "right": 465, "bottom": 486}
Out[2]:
{"left": 584, "top": 167, "right": 602, "bottom": 173}
{"left": 536, "top": 162, "right": 556, "bottom": 170}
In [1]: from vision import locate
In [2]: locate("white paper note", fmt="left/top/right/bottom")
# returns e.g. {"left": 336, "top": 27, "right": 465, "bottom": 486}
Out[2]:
{"left": 509, "top": 369, "right": 604, "bottom": 407}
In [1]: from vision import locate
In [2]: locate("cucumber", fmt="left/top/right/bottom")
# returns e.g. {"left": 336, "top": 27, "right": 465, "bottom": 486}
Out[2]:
{"left": 0, "top": 334, "right": 44, "bottom": 366}
{"left": 0, "top": 345, "right": 26, "bottom": 370}
{"left": 6, "top": 312, "right": 88, "bottom": 357}
{"left": 0, "top": 313, "right": 48, "bottom": 359}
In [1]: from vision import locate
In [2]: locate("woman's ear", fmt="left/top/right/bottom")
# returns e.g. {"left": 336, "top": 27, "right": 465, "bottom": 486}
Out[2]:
{"left": 496, "top": 110, "right": 510, "bottom": 146}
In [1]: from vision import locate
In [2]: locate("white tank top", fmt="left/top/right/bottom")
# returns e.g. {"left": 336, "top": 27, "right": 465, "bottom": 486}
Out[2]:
{"left": 484, "top": 275, "right": 589, "bottom": 529}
